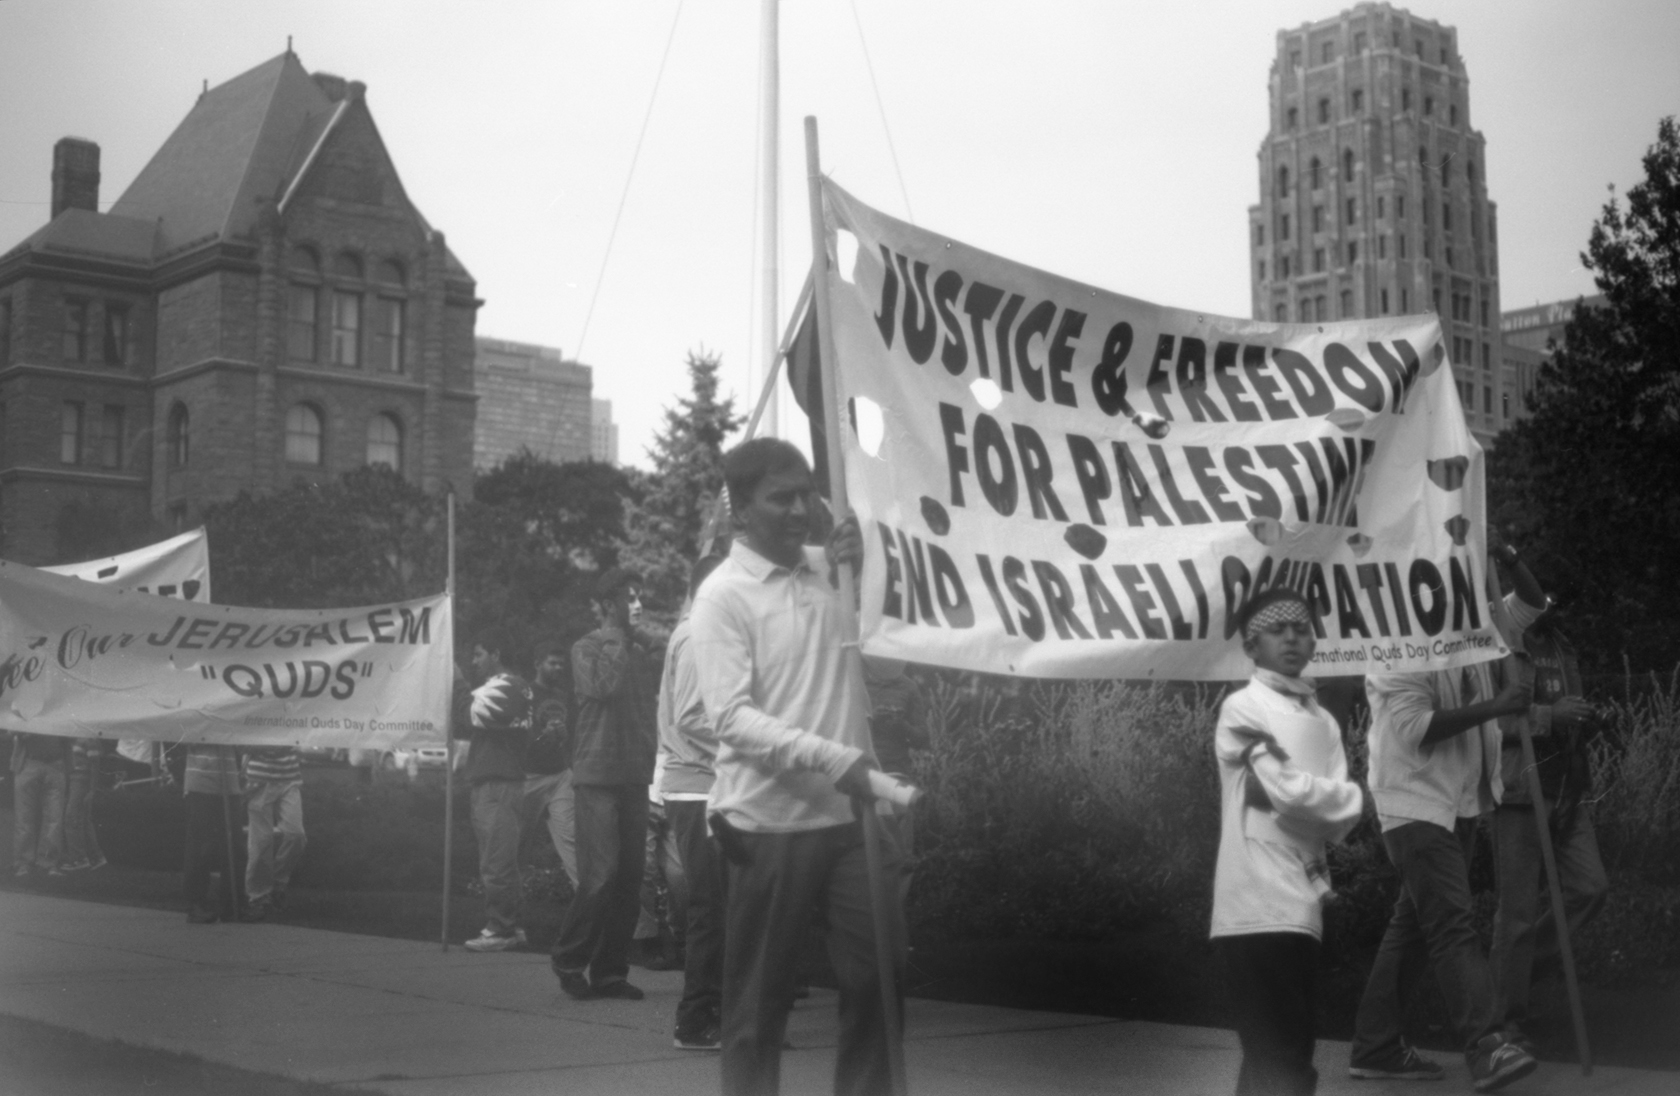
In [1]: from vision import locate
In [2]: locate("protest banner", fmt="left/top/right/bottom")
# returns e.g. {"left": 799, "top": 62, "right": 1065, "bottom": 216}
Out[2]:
{"left": 810, "top": 180, "right": 1503, "bottom": 681}
{"left": 43, "top": 528, "right": 211, "bottom": 602}
{"left": 0, "top": 561, "right": 451, "bottom": 750}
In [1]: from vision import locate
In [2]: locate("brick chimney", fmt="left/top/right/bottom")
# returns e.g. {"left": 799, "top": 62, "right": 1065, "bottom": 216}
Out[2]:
{"left": 312, "top": 72, "right": 348, "bottom": 102}
{"left": 51, "top": 137, "right": 100, "bottom": 219}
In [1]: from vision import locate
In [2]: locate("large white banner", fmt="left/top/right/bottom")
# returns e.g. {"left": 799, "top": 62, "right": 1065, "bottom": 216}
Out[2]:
{"left": 818, "top": 181, "right": 1504, "bottom": 681}
{"left": 43, "top": 528, "right": 211, "bottom": 602}
{"left": 0, "top": 561, "right": 451, "bottom": 749}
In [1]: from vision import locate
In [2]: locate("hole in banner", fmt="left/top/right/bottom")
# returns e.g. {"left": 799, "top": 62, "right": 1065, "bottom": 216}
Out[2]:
{"left": 853, "top": 395, "right": 885, "bottom": 457}
{"left": 836, "top": 230, "right": 859, "bottom": 284}
{"left": 970, "top": 378, "right": 1003, "bottom": 410}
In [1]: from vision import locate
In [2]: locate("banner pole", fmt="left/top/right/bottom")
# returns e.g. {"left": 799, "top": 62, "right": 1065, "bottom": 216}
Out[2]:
{"left": 1486, "top": 558, "right": 1591, "bottom": 1074}
{"left": 221, "top": 751, "right": 241, "bottom": 921}
{"left": 805, "top": 114, "right": 908, "bottom": 1096}
{"left": 441, "top": 491, "right": 457, "bottom": 952}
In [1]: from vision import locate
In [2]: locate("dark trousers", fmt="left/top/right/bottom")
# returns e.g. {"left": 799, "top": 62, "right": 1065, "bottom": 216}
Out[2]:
{"left": 1218, "top": 933, "right": 1320, "bottom": 1096}
{"left": 182, "top": 792, "right": 239, "bottom": 914}
{"left": 721, "top": 821, "right": 905, "bottom": 1096}
{"left": 551, "top": 783, "right": 647, "bottom": 988}
{"left": 668, "top": 800, "right": 724, "bottom": 1037}
{"left": 1351, "top": 819, "right": 1498, "bottom": 1063}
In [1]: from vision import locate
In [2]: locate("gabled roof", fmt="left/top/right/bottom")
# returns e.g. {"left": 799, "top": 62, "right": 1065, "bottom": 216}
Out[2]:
{"left": 5, "top": 208, "right": 159, "bottom": 265}
{"left": 109, "top": 51, "right": 336, "bottom": 254}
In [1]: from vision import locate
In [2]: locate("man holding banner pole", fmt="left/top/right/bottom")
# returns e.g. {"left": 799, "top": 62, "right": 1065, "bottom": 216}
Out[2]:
{"left": 691, "top": 437, "right": 903, "bottom": 1096}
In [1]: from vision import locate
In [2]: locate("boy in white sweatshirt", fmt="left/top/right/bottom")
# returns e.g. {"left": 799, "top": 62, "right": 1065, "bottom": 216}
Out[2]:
{"left": 1212, "top": 587, "right": 1364, "bottom": 1095}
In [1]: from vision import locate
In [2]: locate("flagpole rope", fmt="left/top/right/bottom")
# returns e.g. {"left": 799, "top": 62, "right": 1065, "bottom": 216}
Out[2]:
{"left": 848, "top": 0, "right": 913, "bottom": 225}
{"left": 574, "top": 0, "right": 687, "bottom": 360}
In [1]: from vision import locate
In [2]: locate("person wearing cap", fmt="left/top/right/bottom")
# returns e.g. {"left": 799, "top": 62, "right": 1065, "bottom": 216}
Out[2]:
{"left": 1348, "top": 540, "right": 1543, "bottom": 1092}
{"left": 690, "top": 437, "right": 899, "bottom": 1096}
{"left": 1212, "top": 586, "right": 1364, "bottom": 1096}
{"left": 1487, "top": 542, "right": 1607, "bottom": 1053}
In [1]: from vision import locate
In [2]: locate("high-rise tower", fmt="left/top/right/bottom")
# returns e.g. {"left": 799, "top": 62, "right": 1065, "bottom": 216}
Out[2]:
{"left": 1249, "top": 3, "right": 1506, "bottom": 442}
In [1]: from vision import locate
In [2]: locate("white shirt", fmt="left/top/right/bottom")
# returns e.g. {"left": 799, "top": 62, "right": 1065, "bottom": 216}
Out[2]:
{"left": 688, "top": 539, "right": 870, "bottom": 833}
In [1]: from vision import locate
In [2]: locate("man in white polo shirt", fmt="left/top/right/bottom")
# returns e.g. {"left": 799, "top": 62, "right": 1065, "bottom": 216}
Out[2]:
{"left": 690, "top": 437, "right": 899, "bottom": 1096}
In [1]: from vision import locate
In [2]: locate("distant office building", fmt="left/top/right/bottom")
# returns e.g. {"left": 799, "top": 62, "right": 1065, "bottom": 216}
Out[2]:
{"left": 591, "top": 399, "right": 619, "bottom": 465}
{"left": 472, "top": 337, "right": 592, "bottom": 469}
{"left": 1249, "top": 3, "right": 1508, "bottom": 444}
{"left": 1499, "top": 294, "right": 1604, "bottom": 426}
{"left": 0, "top": 51, "right": 479, "bottom": 564}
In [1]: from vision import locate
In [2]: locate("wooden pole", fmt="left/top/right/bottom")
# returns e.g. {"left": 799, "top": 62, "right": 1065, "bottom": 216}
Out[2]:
{"left": 805, "top": 114, "right": 908, "bottom": 1096}
{"left": 221, "top": 750, "right": 241, "bottom": 920}
{"left": 441, "top": 491, "right": 457, "bottom": 951}
{"left": 1487, "top": 560, "right": 1591, "bottom": 1074}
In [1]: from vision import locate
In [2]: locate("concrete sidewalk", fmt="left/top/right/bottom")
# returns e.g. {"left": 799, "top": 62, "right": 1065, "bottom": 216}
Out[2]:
{"left": 0, "top": 891, "right": 1665, "bottom": 1095}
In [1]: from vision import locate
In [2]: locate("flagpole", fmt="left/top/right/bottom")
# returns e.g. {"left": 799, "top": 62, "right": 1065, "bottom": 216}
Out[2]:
{"left": 759, "top": 0, "right": 780, "bottom": 438}
{"left": 805, "top": 114, "right": 908, "bottom": 1096}
{"left": 441, "top": 491, "right": 457, "bottom": 952}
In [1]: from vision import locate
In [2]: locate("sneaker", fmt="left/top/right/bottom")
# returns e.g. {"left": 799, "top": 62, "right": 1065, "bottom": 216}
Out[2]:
{"left": 464, "top": 929, "right": 519, "bottom": 952}
{"left": 674, "top": 1023, "right": 722, "bottom": 1051}
{"left": 87, "top": 856, "right": 108, "bottom": 871}
{"left": 514, "top": 928, "right": 529, "bottom": 947}
{"left": 591, "top": 980, "right": 645, "bottom": 1000}
{"left": 1350, "top": 1045, "right": 1445, "bottom": 1081}
{"left": 60, "top": 859, "right": 90, "bottom": 873}
{"left": 1471, "top": 1035, "right": 1538, "bottom": 1093}
{"left": 44, "top": 865, "right": 65, "bottom": 878}
{"left": 12, "top": 864, "right": 31, "bottom": 879}
{"left": 555, "top": 968, "right": 595, "bottom": 1000}
{"left": 186, "top": 905, "right": 220, "bottom": 924}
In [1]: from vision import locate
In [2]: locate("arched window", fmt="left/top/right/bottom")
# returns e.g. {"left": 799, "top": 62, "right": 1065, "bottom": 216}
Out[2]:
{"left": 374, "top": 259, "right": 406, "bottom": 287}
{"left": 366, "top": 413, "right": 402, "bottom": 471}
{"left": 290, "top": 246, "right": 320, "bottom": 275}
{"left": 285, "top": 403, "right": 323, "bottom": 465}
{"left": 1277, "top": 166, "right": 1289, "bottom": 198}
{"left": 168, "top": 403, "right": 189, "bottom": 468}
{"left": 1309, "top": 158, "right": 1321, "bottom": 190}
{"left": 333, "top": 252, "right": 363, "bottom": 280}
{"left": 1343, "top": 149, "right": 1355, "bottom": 182}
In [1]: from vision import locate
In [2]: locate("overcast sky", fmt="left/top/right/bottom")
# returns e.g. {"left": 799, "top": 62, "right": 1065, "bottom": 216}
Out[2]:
{"left": 2, "top": 0, "right": 1675, "bottom": 469}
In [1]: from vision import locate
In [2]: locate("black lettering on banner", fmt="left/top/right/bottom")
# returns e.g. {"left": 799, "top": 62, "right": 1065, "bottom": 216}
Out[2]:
{"left": 1224, "top": 447, "right": 1283, "bottom": 519}
{"left": 1001, "top": 556, "right": 1046, "bottom": 641}
{"left": 1048, "top": 309, "right": 1083, "bottom": 407}
{"left": 897, "top": 528, "right": 937, "bottom": 626}
{"left": 878, "top": 525, "right": 904, "bottom": 619}
{"left": 934, "top": 270, "right": 967, "bottom": 374}
{"left": 1304, "top": 563, "right": 1331, "bottom": 638}
{"left": 1081, "top": 564, "right": 1138, "bottom": 639}
{"left": 1408, "top": 559, "right": 1447, "bottom": 636}
{"left": 929, "top": 544, "right": 974, "bottom": 628}
{"left": 963, "top": 283, "right": 1003, "bottom": 380}
{"left": 339, "top": 616, "right": 369, "bottom": 644}
{"left": 224, "top": 664, "right": 263, "bottom": 698}
{"left": 302, "top": 622, "right": 335, "bottom": 647}
{"left": 1184, "top": 447, "right": 1245, "bottom": 522}
{"left": 1368, "top": 340, "right": 1421, "bottom": 414}
{"left": 301, "top": 660, "right": 333, "bottom": 698}
{"left": 147, "top": 616, "right": 185, "bottom": 646}
{"left": 1113, "top": 443, "right": 1173, "bottom": 528}
{"left": 1448, "top": 557, "right": 1483, "bottom": 631}
{"left": 1067, "top": 433, "right": 1111, "bottom": 524}
{"left": 266, "top": 662, "right": 300, "bottom": 698}
{"left": 1180, "top": 559, "right": 1211, "bottom": 639}
{"left": 332, "top": 659, "right": 358, "bottom": 700}
{"left": 1032, "top": 560, "right": 1092, "bottom": 640}
{"left": 176, "top": 618, "right": 216, "bottom": 650}
{"left": 975, "top": 554, "right": 1018, "bottom": 637}
{"left": 973, "top": 414, "right": 1019, "bottom": 516}
{"left": 895, "top": 253, "right": 938, "bottom": 365}
{"left": 1114, "top": 564, "right": 1168, "bottom": 640}
{"left": 1213, "top": 342, "right": 1263, "bottom": 422}
{"left": 1175, "top": 337, "right": 1227, "bottom": 423}
{"left": 1292, "top": 441, "right": 1331, "bottom": 522}
{"left": 1257, "top": 445, "right": 1312, "bottom": 521}
{"left": 1148, "top": 444, "right": 1210, "bottom": 524}
{"left": 368, "top": 609, "right": 396, "bottom": 643}
{"left": 873, "top": 244, "right": 899, "bottom": 348}
{"left": 1090, "top": 322, "right": 1135, "bottom": 416}
{"left": 1145, "top": 563, "right": 1194, "bottom": 640}
{"left": 1334, "top": 564, "right": 1372, "bottom": 637}
{"left": 1244, "top": 344, "right": 1297, "bottom": 419}
{"left": 1384, "top": 562, "right": 1413, "bottom": 635}
{"left": 939, "top": 402, "right": 970, "bottom": 507}
{"left": 1013, "top": 423, "right": 1068, "bottom": 522}
{"left": 209, "top": 622, "right": 249, "bottom": 650}
{"left": 273, "top": 625, "right": 302, "bottom": 649}
{"left": 1324, "top": 342, "right": 1384, "bottom": 412}
{"left": 1272, "top": 348, "right": 1334, "bottom": 415}
{"left": 1357, "top": 563, "right": 1392, "bottom": 636}
{"left": 1146, "top": 335, "right": 1175, "bottom": 420}
{"left": 994, "top": 294, "right": 1025, "bottom": 392}
{"left": 1013, "top": 300, "right": 1055, "bottom": 402}
{"left": 398, "top": 607, "right": 432, "bottom": 645}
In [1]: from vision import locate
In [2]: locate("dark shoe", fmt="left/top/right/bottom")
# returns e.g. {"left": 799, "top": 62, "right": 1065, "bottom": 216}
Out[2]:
{"left": 44, "top": 865, "right": 65, "bottom": 878}
{"left": 268, "top": 887, "right": 286, "bottom": 912}
{"left": 186, "top": 905, "right": 220, "bottom": 924}
{"left": 645, "top": 946, "right": 686, "bottom": 972}
{"left": 240, "top": 900, "right": 271, "bottom": 923}
{"left": 674, "top": 1023, "right": 721, "bottom": 1051}
{"left": 555, "top": 968, "right": 594, "bottom": 1000}
{"left": 1471, "top": 1034, "right": 1537, "bottom": 1093}
{"left": 591, "top": 980, "right": 645, "bottom": 1000}
{"left": 1350, "top": 1044, "right": 1445, "bottom": 1080}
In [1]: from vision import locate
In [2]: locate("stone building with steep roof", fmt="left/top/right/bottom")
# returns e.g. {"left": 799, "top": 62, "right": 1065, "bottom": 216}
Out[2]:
{"left": 0, "top": 51, "right": 480, "bottom": 564}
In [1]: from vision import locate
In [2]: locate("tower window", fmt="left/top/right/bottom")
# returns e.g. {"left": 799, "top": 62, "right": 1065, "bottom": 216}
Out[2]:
{"left": 1402, "top": 88, "right": 1411, "bottom": 111}
{"left": 1340, "top": 289, "right": 1353, "bottom": 317}
{"left": 1313, "top": 248, "right": 1325, "bottom": 273}
{"left": 367, "top": 413, "right": 402, "bottom": 471}
{"left": 1377, "top": 196, "right": 1385, "bottom": 218}
{"left": 285, "top": 403, "right": 324, "bottom": 465}
{"left": 1379, "top": 236, "right": 1387, "bottom": 259}
{"left": 1281, "top": 214, "right": 1290, "bottom": 240}
{"left": 1351, "top": 88, "right": 1363, "bottom": 113}
{"left": 1312, "top": 205, "right": 1323, "bottom": 232}
{"left": 1287, "top": 106, "right": 1298, "bottom": 130}
{"left": 1424, "top": 96, "right": 1433, "bottom": 116}
{"left": 62, "top": 299, "right": 89, "bottom": 362}
{"left": 1310, "top": 158, "right": 1321, "bottom": 190}
{"left": 1318, "top": 98, "right": 1330, "bottom": 124}
{"left": 1380, "top": 288, "right": 1389, "bottom": 314}
{"left": 1347, "top": 241, "right": 1358, "bottom": 263}
{"left": 1277, "top": 165, "right": 1290, "bottom": 198}
{"left": 1254, "top": 224, "right": 1265, "bottom": 247}
{"left": 1346, "top": 197, "right": 1357, "bottom": 224}
{"left": 1354, "top": 32, "right": 1367, "bottom": 52}
{"left": 1449, "top": 103, "right": 1458, "bottom": 126}
{"left": 1258, "top": 260, "right": 1266, "bottom": 281}
{"left": 1343, "top": 149, "right": 1355, "bottom": 182}
{"left": 1443, "top": 202, "right": 1452, "bottom": 229}
{"left": 1321, "top": 42, "right": 1333, "bottom": 64}
{"left": 168, "top": 403, "right": 189, "bottom": 469}
{"left": 61, "top": 401, "right": 83, "bottom": 464}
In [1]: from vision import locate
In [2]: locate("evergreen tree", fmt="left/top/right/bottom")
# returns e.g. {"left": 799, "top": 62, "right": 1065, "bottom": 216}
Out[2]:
{"left": 1489, "top": 116, "right": 1680, "bottom": 674}
{"left": 622, "top": 350, "right": 744, "bottom": 609}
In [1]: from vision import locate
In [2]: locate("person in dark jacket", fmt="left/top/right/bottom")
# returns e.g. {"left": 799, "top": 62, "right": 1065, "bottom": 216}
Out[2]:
{"left": 550, "top": 568, "right": 659, "bottom": 1000}
{"left": 461, "top": 628, "right": 533, "bottom": 952}
{"left": 523, "top": 640, "right": 577, "bottom": 886}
